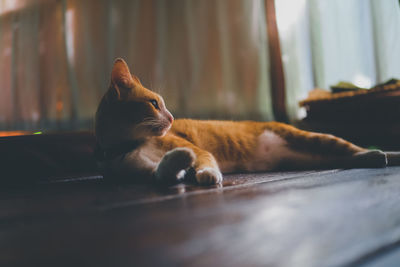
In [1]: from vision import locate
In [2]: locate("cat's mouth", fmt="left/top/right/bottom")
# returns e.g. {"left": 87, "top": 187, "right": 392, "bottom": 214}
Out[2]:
{"left": 151, "top": 122, "right": 171, "bottom": 136}
{"left": 161, "top": 124, "right": 172, "bottom": 136}
{"left": 138, "top": 117, "right": 171, "bottom": 137}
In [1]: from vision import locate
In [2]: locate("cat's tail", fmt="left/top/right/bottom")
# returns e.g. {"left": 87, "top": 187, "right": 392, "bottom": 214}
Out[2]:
{"left": 344, "top": 150, "right": 400, "bottom": 168}
{"left": 385, "top": 152, "right": 400, "bottom": 166}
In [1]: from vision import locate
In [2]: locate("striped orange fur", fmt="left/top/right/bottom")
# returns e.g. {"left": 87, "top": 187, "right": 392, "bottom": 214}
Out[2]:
{"left": 95, "top": 59, "right": 391, "bottom": 185}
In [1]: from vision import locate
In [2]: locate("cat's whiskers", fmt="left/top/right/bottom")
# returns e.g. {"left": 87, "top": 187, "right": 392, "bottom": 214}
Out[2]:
{"left": 137, "top": 118, "right": 169, "bottom": 133}
{"left": 140, "top": 118, "right": 161, "bottom": 127}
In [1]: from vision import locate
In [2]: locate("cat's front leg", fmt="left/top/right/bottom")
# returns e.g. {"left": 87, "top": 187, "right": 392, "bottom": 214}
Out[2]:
{"left": 159, "top": 135, "right": 223, "bottom": 185}
{"left": 155, "top": 147, "right": 196, "bottom": 184}
{"left": 192, "top": 149, "right": 223, "bottom": 185}
{"left": 196, "top": 167, "right": 223, "bottom": 185}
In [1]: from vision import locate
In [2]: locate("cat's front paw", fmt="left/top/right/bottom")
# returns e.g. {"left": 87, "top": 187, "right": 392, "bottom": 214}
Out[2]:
{"left": 163, "top": 147, "right": 196, "bottom": 169}
{"left": 155, "top": 147, "right": 196, "bottom": 184}
{"left": 196, "top": 167, "right": 223, "bottom": 185}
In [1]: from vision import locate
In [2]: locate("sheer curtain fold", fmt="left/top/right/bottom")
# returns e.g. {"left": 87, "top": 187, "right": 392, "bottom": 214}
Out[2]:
{"left": 0, "top": 0, "right": 272, "bottom": 131}
{"left": 277, "top": 0, "right": 400, "bottom": 120}
{"left": 1, "top": 0, "right": 398, "bottom": 130}
{"left": 371, "top": 0, "right": 400, "bottom": 81}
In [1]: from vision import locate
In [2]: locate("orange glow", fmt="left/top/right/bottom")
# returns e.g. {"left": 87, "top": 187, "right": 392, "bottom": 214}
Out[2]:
{"left": 56, "top": 100, "right": 64, "bottom": 112}
{"left": 0, "top": 0, "right": 28, "bottom": 16}
{"left": 0, "top": 0, "right": 52, "bottom": 16}
{"left": 0, "top": 131, "right": 32, "bottom": 137}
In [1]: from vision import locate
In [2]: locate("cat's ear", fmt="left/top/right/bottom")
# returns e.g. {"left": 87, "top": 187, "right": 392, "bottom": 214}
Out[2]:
{"left": 111, "top": 58, "right": 135, "bottom": 89}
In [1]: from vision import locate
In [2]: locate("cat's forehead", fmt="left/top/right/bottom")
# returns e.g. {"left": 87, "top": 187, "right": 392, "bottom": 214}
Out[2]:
{"left": 130, "top": 85, "right": 161, "bottom": 100}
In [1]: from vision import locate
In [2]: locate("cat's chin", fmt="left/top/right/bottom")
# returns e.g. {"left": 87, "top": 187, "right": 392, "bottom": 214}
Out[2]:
{"left": 152, "top": 124, "right": 171, "bottom": 137}
{"left": 159, "top": 125, "right": 172, "bottom": 137}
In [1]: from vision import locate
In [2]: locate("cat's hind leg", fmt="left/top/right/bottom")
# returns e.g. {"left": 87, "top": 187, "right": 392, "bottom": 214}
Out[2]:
{"left": 282, "top": 148, "right": 388, "bottom": 170}
{"left": 271, "top": 124, "right": 388, "bottom": 169}
{"left": 155, "top": 147, "right": 196, "bottom": 184}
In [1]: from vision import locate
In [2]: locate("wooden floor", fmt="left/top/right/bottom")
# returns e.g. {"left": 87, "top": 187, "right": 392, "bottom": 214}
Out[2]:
{"left": 2, "top": 167, "right": 400, "bottom": 267}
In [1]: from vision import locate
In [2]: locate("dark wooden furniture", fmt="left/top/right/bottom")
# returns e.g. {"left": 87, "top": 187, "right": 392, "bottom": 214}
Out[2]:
{"left": 298, "top": 81, "right": 400, "bottom": 150}
{"left": 0, "top": 132, "right": 98, "bottom": 186}
{"left": 265, "top": 0, "right": 288, "bottom": 122}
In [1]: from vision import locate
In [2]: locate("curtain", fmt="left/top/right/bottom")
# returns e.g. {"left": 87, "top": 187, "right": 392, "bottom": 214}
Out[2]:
{"left": 1, "top": 0, "right": 399, "bottom": 131}
{"left": 0, "top": 0, "right": 273, "bottom": 131}
{"left": 276, "top": 0, "right": 400, "bottom": 119}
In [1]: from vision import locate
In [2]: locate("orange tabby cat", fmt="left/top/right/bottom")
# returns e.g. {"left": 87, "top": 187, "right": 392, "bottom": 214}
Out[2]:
{"left": 95, "top": 59, "right": 399, "bottom": 185}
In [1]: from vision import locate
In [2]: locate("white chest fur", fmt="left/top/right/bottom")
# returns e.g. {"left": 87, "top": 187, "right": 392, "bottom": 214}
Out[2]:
{"left": 122, "top": 141, "right": 164, "bottom": 171}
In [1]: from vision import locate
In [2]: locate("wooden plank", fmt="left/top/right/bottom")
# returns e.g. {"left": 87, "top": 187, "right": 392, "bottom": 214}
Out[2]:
{"left": 1, "top": 167, "right": 400, "bottom": 266}
{"left": 0, "top": 170, "right": 328, "bottom": 223}
{"left": 360, "top": 246, "right": 400, "bottom": 267}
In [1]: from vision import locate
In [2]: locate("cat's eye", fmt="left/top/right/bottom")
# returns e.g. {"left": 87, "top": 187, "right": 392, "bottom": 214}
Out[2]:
{"left": 149, "top": 99, "right": 160, "bottom": 110}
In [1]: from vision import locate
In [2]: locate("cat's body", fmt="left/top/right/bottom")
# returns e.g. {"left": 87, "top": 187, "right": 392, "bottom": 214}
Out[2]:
{"left": 95, "top": 59, "right": 398, "bottom": 185}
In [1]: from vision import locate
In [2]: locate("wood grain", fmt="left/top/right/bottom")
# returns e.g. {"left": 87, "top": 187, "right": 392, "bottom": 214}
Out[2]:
{"left": 1, "top": 167, "right": 400, "bottom": 266}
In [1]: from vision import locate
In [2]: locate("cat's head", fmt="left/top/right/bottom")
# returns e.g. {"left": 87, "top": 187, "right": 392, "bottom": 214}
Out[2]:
{"left": 95, "top": 58, "right": 173, "bottom": 145}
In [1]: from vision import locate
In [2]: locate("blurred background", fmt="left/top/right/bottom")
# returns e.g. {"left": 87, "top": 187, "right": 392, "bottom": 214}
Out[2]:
{"left": 0, "top": 0, "right": 399, "bottom": 132}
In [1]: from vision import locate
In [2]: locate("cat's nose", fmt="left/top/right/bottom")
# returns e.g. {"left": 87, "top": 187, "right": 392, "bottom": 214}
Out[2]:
{"left": 165, "top": 110, "right": 174, "bottom": 123}
{"left": 167, "top": 113, "right": 174, "bottom": 123}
